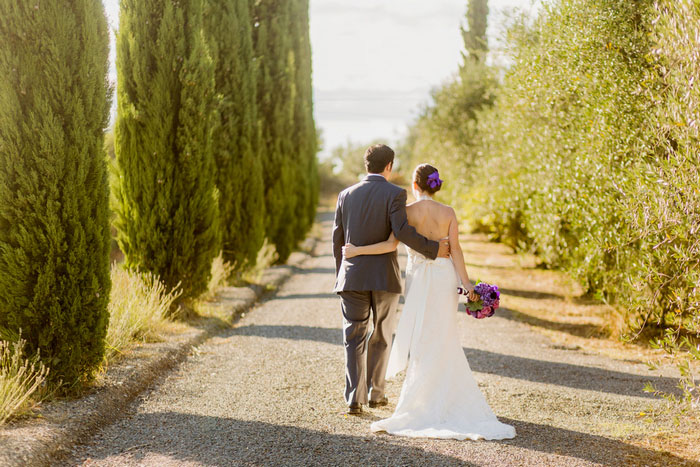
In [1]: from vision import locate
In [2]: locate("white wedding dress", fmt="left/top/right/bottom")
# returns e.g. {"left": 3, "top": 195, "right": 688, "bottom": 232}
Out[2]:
{"left": 370, "top": 247, "right": 516, "bottom": 440}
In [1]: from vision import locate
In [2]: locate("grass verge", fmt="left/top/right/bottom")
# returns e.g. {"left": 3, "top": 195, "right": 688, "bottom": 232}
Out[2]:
{"left": 203, "top": 252, "right": 235, "bottom": 301}
{"left": 106, "top": 264, "right": 182, "bottom": 360}
{"left": 0, "top": 338, "right": 49, "bottom": 425}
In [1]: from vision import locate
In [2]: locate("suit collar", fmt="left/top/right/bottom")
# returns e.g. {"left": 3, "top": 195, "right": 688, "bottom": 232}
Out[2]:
{"left": 364, "top": 174, "right": 386, "bottom": 182}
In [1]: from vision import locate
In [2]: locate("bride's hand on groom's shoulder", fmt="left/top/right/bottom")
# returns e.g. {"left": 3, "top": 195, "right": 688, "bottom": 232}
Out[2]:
{"left": 343, "top": 243, "right": 358, "bottom": 258}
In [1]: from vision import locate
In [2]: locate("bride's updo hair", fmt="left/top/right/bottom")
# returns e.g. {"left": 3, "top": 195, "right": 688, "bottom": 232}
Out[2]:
{"left": 413, "top": 163, "right": 443, "bottom": 194}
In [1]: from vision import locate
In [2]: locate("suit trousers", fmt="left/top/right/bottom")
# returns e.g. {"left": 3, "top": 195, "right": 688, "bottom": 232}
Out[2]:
{"left": 340, "top": 290, "right": 400, "bottom": 405}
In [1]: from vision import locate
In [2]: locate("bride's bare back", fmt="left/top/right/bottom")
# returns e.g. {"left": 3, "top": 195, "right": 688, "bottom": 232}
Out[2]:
{"left": 406, "top": 198, "right": 474, "bottom": 295}
{"left": 406, "top": 199, "right": 453, "bottom": 242}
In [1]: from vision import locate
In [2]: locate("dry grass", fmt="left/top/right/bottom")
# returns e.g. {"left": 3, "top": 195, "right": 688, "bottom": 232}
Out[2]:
{"left": 629, "top": 413, "right": 700, "bottom": 462}
{"left": 203, "top": 252, "right": 235, "bottom": 301}
{"left": 239, "top": 240, "right": 277, "bottom": 285}
{"left": 106, "top": 264, "right": 182, "bottom": 360}
{"left": 0, "top": 338, "right": 49, "bottom": 425}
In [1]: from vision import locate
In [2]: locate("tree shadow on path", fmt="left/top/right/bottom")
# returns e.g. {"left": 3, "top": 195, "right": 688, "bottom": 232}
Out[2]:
{"left": 463, "top": 347, "right": 680, "bottom": 399}
{"left": 278, "top": 292, "right": 337, "bottom": 300}
{"left": 497, "top": 287, "right": 568, "bottom": 301}
{"left": 295, "top": 266, "right": 336, "bottom": 275}
{"left": 500, "top": 417, "right": 700, "bottom": 467}
{"left": 225, "top": 323, "right": 677, "bottom": 399}
{"left": 74, "top": 411, "right": 475, "bottom": 466}
{"left": 497, "top": 306, "right": 609, "bottom": 339}
{"left": 229, "top": 324, "right": 342, "bottom": 346}
{"left": 73, "top": 411, "right": 699, "bottom": 466}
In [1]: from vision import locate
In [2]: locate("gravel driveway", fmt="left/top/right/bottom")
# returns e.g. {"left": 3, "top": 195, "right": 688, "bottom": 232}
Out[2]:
{"left": 64, "top": 212, "right": 696, "bottom": 466}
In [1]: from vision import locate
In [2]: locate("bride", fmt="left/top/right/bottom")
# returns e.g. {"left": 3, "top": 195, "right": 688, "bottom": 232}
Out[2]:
{"left": 343, "top": 164, "right": 516, "bottom": 441}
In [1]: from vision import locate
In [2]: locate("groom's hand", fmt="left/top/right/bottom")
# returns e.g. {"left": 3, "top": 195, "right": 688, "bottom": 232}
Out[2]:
{"left": 437, "top": 239, "right": 450, "bottom": 258}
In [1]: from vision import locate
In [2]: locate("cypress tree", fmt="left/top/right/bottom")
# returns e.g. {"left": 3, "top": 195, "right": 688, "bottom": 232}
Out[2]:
{"left": 302, "top": 0, "right": 319, "bottom": 236}
{"left": 289, "top": 0, "right": 318, "bottom": 242}
{"left": 251, "top": 1, "right": 298, "bottom": 262}
{"left": 0, "top": 0, "right": 112, "bottom": 387}
{"left": 114, "top": 0, "right": 220, "bottom": 301}
{"left": 461, "top": 0, "right": 489, "bottom": 62}
{"left": 203, "top": 0, "right": 265, "bottom": 270}
{"left": 301, "top": 0, "right": 319, "bottom": 231}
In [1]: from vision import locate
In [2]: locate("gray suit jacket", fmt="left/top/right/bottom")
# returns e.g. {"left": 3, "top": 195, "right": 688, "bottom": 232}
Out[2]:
{"left": 332, "top": 174, "right": 439, "bottom": 293}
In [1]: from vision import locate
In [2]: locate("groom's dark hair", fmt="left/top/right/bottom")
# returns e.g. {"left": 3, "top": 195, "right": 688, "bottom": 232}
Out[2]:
{"left": 364, "top": 144, "right": 395, "bottom": 173}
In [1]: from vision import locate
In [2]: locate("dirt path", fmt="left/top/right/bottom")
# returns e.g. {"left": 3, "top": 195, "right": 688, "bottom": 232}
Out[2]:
{"left": 65, "top": 211, "right": 696, "bottom": 466}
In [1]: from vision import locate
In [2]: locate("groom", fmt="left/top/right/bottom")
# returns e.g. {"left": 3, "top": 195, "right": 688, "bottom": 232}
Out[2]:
{"left": 332, "top": 144, "right": 450, "bottom": 415}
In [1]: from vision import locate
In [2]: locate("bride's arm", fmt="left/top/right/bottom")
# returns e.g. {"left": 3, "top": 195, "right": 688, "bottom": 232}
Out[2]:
{"left": 343, "top": 233, "right": 399, "bottom": 258}
{"left": 448, "top": 209, "right": 476, "bottom": 295}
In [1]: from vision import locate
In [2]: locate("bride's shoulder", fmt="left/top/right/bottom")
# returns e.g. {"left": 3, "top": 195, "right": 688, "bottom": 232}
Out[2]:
{"left": 407, "top": 198, "right": 452, "bottom": 211}
{"left": 406, "top": 199, "right": 423, "bottom": 209}
{"left": 439, "top": 202, "right": 457, "bottom": 218}
{"left": 430, "top": 201, "right": 457, "bottom": 221}
{"left": 441, "top": 202, "right": 456, "bottom": 214}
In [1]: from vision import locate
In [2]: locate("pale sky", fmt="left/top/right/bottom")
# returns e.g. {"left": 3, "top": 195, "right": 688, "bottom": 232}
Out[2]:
{"left": 102, "top": 1, "right": 538, "bottom": 158}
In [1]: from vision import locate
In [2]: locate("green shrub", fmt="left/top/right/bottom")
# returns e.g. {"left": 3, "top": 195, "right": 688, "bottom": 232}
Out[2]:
{"left": 0, "top": 0, "right": 112, "bottom": 388}
{"left": 619, "top": 0, "right": 700, "bottom": 327}
{"left": 461, "top": 0, "right": 700, "bottom": 344}
{"left": 629, "top": 0, "right": 700, "bottom": 409}
{"left": 469, "top": 0, "right": 655, "bottom": 282}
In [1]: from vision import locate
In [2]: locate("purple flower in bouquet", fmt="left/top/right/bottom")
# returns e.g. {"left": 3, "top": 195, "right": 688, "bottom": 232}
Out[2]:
{"left": 458, "top": 282, "right": 500, "bottom": 319}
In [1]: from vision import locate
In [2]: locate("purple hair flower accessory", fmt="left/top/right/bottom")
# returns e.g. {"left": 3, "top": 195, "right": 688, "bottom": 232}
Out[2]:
{"left": 427, "top": 171, "right": 442, "bottom": 189}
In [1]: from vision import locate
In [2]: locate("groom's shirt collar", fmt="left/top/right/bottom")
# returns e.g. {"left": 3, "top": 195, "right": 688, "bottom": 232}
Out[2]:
{"left": 365, "top": 173, "right": 386, "bottom": 181}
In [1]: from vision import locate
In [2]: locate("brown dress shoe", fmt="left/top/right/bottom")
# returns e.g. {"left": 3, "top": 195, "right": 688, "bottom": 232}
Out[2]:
{"left": 348, "top": 403, "right": 363, "bottom": 415}
{"left": 368, "top": 397, "right": 388, "bottom": 408}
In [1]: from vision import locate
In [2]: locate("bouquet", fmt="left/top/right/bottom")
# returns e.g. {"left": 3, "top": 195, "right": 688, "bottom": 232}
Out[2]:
{"left": 457, "top": 282, "right": 500, "bottom": 319}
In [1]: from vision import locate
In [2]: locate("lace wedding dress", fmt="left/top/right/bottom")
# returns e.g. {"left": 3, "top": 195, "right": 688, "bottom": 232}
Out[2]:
{"left": 370, "top": 247, "right": 516, "bottom": 440}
